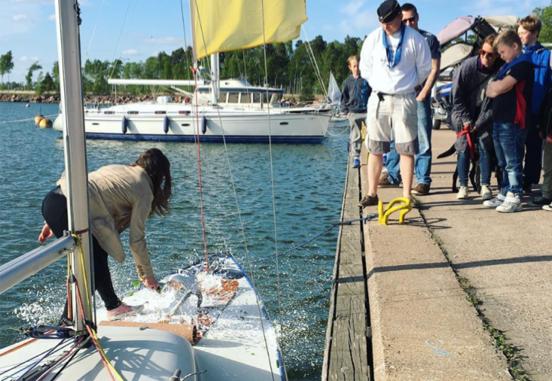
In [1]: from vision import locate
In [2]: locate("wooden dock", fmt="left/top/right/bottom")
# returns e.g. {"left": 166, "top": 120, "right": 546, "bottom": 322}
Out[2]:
{"left": 322, "top": 154, "right": 372, "bottom": 381}
{"left": 322, "top": 128, "right": 552, "bottom": 380}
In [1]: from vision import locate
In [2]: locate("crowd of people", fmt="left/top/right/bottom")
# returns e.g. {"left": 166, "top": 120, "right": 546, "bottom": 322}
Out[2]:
{"left": 340, "top": 0, "right": 551, "bottom": 213}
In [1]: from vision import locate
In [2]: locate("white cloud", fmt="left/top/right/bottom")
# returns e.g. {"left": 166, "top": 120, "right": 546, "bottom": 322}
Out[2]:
{"left": 19, "top": 55, "right": 39, "bottom": 63}
{"left": 461, "top": 0, "right": 547, "bottom": 17}
{"left": 48, "top": 13, "right": 55, "bottom": 21}
{"left": 339, "top": 1, "right": 376, "bottom": 38}
{"left": 144, "top": 36, "right": 182, "bottom": 45}
{"left": 13, "top": 0, "right": 50, "bottom": 3}
{"left": 342, "top": 0, "right": 366, "bottom": 16}
{"left": 12, "top": 14, "right": 28, "bottom": 22}
{"left": 122, "top": 48, "right": 139, "bottom": 56}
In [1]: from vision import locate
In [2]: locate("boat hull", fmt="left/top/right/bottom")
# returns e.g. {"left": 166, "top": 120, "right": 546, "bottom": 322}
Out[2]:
{"left": 54, "top": 108, "right": 329, "bottom": 144}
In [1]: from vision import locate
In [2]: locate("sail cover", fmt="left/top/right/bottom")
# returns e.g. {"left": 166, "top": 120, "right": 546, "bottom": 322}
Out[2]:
{"left": 191, "top": 0, "right": 307, "bottom": 59}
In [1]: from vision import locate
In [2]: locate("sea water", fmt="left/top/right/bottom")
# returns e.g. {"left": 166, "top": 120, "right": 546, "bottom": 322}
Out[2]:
{"left": 0, "top": 102, "right": 349, "bottom": 380}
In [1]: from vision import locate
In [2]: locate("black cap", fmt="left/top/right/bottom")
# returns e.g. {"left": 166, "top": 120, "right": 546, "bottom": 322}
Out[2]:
{"left": 377, "top": 0, "right": 401, "bottom": 23}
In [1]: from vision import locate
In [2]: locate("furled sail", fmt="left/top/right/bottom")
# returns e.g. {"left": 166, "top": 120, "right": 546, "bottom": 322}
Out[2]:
{"left": 191, "top": 0, "right": 307, "bottom": 59}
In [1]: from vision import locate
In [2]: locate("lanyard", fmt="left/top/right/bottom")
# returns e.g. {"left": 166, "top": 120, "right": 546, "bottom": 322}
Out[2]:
{"left": 382, "top": 24, "right": 405, "bottom": 68}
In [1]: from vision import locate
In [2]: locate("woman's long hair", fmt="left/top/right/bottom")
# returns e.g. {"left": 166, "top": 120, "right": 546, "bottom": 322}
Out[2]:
{"left": 134, "top": 148, "right": 172, "bottom": 216}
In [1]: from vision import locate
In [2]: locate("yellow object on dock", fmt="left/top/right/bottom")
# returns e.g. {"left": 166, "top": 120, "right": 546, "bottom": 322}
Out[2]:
{"left": 378, "top": 197, "right": 412, "bottom": 225}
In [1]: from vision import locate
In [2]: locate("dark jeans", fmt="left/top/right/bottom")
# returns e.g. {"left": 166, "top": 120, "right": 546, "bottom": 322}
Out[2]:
{"left": 457, "top": 137, "right": 492, "bottom": 186}
{"left": 493, "top": 123, "right": 528, "bottom": 196}
{"left": 41, "top": 187, "right": 121, "bottom": 312}
{"left": 523, "top": 123, "right": 543, "bottom": 186}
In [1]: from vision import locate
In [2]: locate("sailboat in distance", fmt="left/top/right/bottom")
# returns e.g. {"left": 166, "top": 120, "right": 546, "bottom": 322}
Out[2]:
{"left": 0, "top": 1, "right": 311, "bottom": 379}
{"left": 52, "top": 1, "right": 329, "bottom": 144}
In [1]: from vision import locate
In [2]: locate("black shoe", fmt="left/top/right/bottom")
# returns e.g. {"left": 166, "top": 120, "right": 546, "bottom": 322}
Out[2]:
{"left": 359, "top": 194, "right": 379, "bottom": 207}
{"left": 529, "top": 196, "right": 552, "bottom": 206}
{"left": 523, "top": 184, "right": 533, "bottom": 195}
{"left": 413, "top": 183, "right": 430, "bottom": 195}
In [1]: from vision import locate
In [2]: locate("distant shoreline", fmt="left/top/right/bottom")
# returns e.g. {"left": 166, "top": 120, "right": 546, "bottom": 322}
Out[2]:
{"left": 0, "top": 92, "right": 319, "bottom": 106}
{"left": 0, "top": 92, "right": 173, "bottom": 105}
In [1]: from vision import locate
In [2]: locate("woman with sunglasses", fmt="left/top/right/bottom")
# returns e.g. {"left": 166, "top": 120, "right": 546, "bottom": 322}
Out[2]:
{"left": 451, "top": 34, "right": 501, "bottom": 200}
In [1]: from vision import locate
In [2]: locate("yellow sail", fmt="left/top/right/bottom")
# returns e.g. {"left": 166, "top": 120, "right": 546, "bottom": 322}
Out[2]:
{"left": 191, "top": 0, "right": 307, "bottom": 59}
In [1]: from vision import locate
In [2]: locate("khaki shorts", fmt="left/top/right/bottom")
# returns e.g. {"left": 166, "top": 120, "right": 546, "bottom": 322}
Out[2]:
{"left": 365, "top": 93, "right": 418, "bottom": 156}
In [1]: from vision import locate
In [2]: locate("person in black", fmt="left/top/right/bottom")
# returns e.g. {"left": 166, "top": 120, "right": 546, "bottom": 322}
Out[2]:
{"left": 451, "top": 34, "right": 500, "bottom": 200}
{"left": 340, "top": 55, "right": 371, "bottom": 168}
{"left": 484, "top": 30, "right": 533, "bottom": 213}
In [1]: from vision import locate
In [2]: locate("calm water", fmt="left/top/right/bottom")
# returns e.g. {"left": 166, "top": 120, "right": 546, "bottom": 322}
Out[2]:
{"left": 0, "top": 102, "right": 348, "bottom": 380}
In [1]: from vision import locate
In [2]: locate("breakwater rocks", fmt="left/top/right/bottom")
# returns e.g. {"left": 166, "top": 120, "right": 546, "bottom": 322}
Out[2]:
{"left": 0, "top": 93, "right": 60, "bottom": 104}
{"left": 0, "top": 93, "right": 169, "bottom": 105}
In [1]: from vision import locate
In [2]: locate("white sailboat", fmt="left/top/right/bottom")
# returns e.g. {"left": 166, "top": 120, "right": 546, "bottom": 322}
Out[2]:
{"left": 52, "top": 6, "right": 329, "bottom": 144}
{"left": 0, "top": 1, "right": 295, "bottom": 379}
{"left": 54, "top": 76, "right": 330, "bottom": 144}
{"left": 325, "top": 72, "right": 348, "bottom": 128}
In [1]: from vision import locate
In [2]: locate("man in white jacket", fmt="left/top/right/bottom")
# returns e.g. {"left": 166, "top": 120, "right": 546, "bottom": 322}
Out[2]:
{"left": 359, "top": 0, "right": 431, "bottom": 207}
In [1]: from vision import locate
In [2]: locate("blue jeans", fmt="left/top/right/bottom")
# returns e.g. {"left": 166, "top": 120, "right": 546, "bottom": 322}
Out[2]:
{"left": 457, "top": 137, "right": 492, "bottom": 186}
{"left": 385, "top": 97, "right": 432, "bottom": 184}
{"left": 493, "top": 123, "right": 528, "bottom": 196}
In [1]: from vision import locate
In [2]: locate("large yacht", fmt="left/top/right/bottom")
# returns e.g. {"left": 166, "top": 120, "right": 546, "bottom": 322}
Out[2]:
{"left": 54, "top": 77, "right": 330, "bottom": 144}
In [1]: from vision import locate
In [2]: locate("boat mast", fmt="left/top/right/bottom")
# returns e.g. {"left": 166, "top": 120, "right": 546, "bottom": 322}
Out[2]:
{"left": 210, "top": 53, "right": 220, "bottom": 103}
{"left": 54, "top": 0, "right": 95, "bottom": 331}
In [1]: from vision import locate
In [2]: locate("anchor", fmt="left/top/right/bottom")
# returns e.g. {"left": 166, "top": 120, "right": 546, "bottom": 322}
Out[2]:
{"left": 377, "top": 197, "right": 412, "bottom": 225}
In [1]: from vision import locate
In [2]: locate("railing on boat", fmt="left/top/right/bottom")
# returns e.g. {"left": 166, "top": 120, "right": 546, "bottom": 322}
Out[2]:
{"left": 0, "top": 235, "right": 74, "bottom": 295}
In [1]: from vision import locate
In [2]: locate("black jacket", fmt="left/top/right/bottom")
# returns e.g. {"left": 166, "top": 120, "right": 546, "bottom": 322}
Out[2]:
{"left": 340, "top": 75, "right": 371, "bottom": 114}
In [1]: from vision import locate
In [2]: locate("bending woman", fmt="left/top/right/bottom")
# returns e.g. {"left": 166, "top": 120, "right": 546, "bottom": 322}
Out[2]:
{"left": 38, "top": 148, "right": 172, "bottom": 320}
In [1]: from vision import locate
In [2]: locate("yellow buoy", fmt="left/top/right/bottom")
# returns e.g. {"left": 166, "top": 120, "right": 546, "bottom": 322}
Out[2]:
{"left": 38, "top": 118, "right": 52, "bottom": 129}
{"left": 34, "top": 114, "right": 44, "bottom": 126}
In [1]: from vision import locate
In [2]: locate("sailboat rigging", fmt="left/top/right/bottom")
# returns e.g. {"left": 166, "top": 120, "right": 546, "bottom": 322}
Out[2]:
{"left": 0, "top": 0, "right": 313, "bottom": 380}
{"left": 52, "top": 1, "right": 329, "bottom": 144}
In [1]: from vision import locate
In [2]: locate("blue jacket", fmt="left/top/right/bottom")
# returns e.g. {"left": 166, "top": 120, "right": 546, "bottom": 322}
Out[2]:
{"left": 523, "top": 42, "right": 551, "bottom": 116}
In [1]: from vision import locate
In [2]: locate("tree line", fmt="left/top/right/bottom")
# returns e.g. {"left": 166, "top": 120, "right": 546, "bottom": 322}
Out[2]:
{"left": 0, "top": 35, "right": 363, "bottom": 100}
{"left": 1, "top": 3, "right": 550, "bottom": 100}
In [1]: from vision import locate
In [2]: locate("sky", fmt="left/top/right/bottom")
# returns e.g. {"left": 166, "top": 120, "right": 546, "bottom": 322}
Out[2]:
{"left": 0, "top": 0, "right": 549, "bottom": 82}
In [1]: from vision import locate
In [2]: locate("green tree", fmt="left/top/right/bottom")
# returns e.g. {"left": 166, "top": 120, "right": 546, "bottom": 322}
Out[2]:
{"left": 144, "top": 56, "right": 160, "bottom": 78}
{"left": 83, "top": 59, "right": 110, "bottom": 94}
{"left": 52, "top": 61, "right": 60, "bottom": 90}
{"left": 0, "top": 51, "right": 14, "bottom": 83}
{"left": 25, "top": 61, "right": 42, "bottom": 89}
{"left": 534, "top": 3, "right": 552, "bottom": 43}
{"left": 36, "top": 72, "right": 55, "bottom": 94}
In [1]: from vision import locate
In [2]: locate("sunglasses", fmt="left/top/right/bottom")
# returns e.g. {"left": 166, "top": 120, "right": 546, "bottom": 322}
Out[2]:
{"left": 402, "top": 17, "right": 416, "bottom": 23}
{"left": 479, "top": 50, "right": 496, "bottom": 58}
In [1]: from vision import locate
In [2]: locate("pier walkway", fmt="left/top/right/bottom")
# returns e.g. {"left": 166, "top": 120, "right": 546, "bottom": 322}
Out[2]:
{"left": 323, "top": 128, "right": 552, "bottom": 381}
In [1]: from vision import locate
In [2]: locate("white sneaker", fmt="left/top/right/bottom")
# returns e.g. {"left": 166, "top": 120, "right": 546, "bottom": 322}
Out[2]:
{"left": 480, "top": 185, "right": 492, "bottom": 201}
{"left": 456, "top": 186, "right": 468, "bottom": 199}
{"left": 483, "top": 193, "right": 506, "bottom": 208}
{"left": 496, "top": 192, "right": 521, "bottom": 213}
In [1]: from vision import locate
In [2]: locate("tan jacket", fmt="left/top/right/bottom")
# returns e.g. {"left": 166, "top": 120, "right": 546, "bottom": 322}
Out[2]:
{"left": 58, "top": 164, "right": 154, "bottom": 280}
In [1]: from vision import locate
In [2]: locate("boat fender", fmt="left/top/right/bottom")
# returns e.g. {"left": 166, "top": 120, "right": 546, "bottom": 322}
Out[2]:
{"left": 34, "top": 114, "right": 44, "bottom": 126}
{"left": 163, "top": 115, "right": 170, "bottom": 134}
{"left": 122, "top": 116, "right": 129, "bottom": 134}
{"left": 38, "top": 118, "right": 52, "bottom": 128}
{"left": 201, "top": 116, "right": 207, "bottom": 134}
